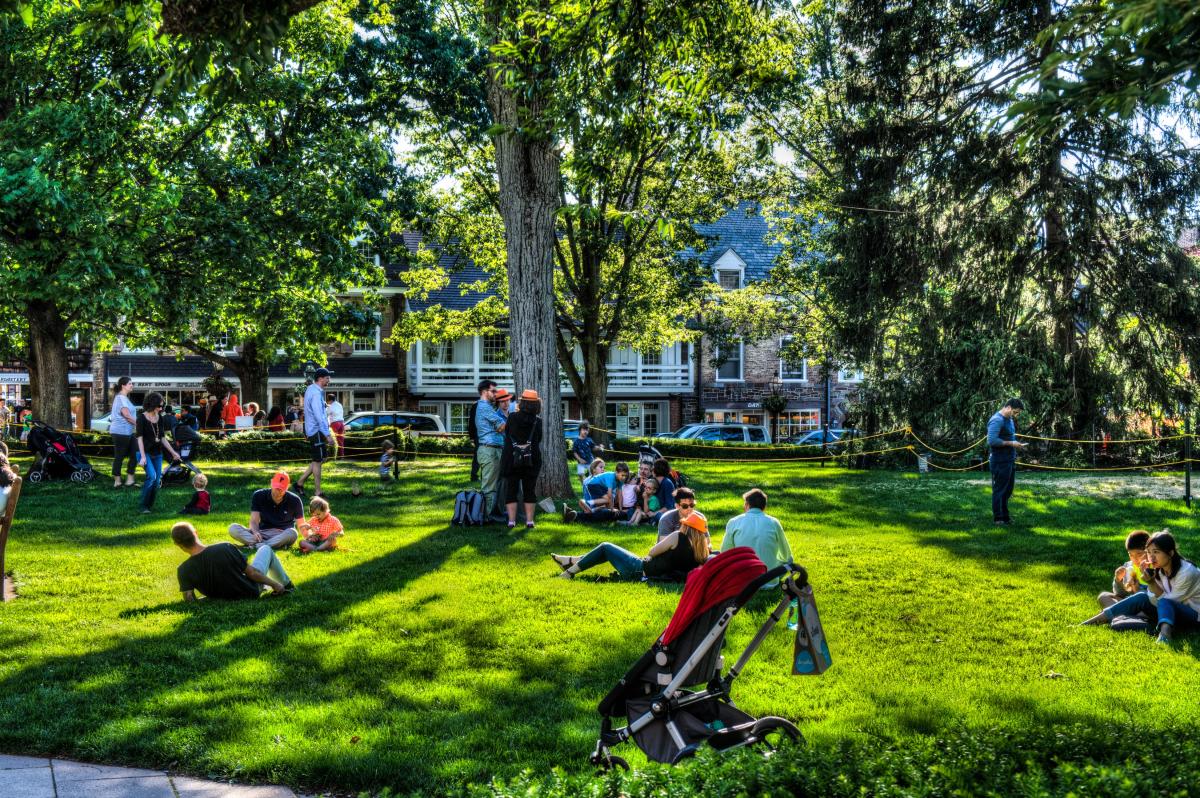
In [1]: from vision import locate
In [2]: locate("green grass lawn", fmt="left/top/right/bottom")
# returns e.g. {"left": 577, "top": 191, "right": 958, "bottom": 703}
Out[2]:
{"left": 0, "top": 456, "right": 1197, "bottom": 795}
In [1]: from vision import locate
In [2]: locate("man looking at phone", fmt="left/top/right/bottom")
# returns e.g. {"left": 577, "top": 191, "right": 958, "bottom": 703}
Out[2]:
{"left": 987, "top": 398, "right": 1028, "bottom": 525}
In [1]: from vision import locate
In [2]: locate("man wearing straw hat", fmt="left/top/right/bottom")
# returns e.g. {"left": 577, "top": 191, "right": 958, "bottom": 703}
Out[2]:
{"left": 987, "top": 398, "right": 1028, "bottom": 525}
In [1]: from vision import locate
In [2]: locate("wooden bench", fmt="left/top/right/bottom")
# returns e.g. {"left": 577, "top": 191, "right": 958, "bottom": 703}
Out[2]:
{"left": 1, "top": 475, "right": 22, "bottom": 602}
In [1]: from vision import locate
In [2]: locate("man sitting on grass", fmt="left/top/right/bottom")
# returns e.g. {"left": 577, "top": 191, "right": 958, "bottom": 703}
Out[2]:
{"left": 721, "top": 488, "right": 793, "bottom": 587}
{"left": 173, "top": 522, "right": 294, "bottom": 600}
{"left": 228, "top": 471, "right": 304, "bottom": 550}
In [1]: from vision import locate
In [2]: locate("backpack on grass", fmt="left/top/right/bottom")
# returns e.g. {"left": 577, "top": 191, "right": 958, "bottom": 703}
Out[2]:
{"left": 452, "top": 490, "right": 486, "bottom": 526}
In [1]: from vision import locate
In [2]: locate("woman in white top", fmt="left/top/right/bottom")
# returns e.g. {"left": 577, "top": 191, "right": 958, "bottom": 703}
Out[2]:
{"left": 109, "top": 376, "right": 139, "bottom": 489}
{"left": 1082, "top": 529, "right": 1200, "bottom": 643}
{"left": 0, "top": 451, "right": 15, "bottom": 517}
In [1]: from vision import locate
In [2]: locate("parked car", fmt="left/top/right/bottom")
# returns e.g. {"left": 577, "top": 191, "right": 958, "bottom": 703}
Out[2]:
{"left": 343, "top": 411, "right": 446, "bottom": 435}
{"left": 90, "top": 407, "right": 141, "bottom": 434}
{"left": 655, "top": 423, "right": 772, "bottom": 444}
{"left": 563, "top": 419, "right": 588, "bottom": 441}
{"left": 782, "top": 429, "right": 858, "bottom": 447}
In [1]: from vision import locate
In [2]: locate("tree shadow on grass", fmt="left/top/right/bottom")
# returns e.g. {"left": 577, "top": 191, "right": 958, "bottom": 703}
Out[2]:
{"left": 0, "top": 521, "right": 584, "bottom": 794}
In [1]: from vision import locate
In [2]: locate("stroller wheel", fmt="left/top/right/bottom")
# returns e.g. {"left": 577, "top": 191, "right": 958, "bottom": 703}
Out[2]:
{"left": 595, "top": 754, "right": 629, "bottom": 773}
{"left": 70, "top": 471, "right": 85, "bottom": 483}
{"left": 669, "top": 744, "right": 701, "bottom": 765}
{"left": 747, "top": 717, "right": 803, "bottom": 751}
{"left": 82, "top": 468, "right": 95, "bottom": 483}
{"left": 27, "top": 469, "right": 44, "bottom": 483}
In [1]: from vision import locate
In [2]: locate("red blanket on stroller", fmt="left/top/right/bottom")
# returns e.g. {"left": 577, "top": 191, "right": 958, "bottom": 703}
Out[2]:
{"left": 661, "top": 547, "right": 766, "bottom": 646}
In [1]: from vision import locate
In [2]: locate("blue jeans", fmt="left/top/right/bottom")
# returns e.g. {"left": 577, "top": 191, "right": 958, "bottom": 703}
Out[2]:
{"left": 576, "top": 542, "right": 644, "bottom": 579}
{"left": 140, "top": 454, "right": 163, "bottom": 510}
{"left": 991, "top": 460, "right": 1015, "bottom": 521}
{"left": 1105, "top": 592, "right": 1200, "bottom": 631}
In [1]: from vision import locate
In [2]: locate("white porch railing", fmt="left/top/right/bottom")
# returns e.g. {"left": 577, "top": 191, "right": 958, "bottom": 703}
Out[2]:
{"left": 409, "top": 360, "right": 691, "bottom": 390}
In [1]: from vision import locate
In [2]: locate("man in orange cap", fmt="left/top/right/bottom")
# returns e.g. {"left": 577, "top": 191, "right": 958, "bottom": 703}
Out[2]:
{"left": 228, "top": 470, "right": 305, "bottom": 550}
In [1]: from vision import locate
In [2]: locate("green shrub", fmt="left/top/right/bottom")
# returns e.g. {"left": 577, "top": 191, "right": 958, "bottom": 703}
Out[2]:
{"left": 417, "top": 723, "right": 1200, "bottom": 798}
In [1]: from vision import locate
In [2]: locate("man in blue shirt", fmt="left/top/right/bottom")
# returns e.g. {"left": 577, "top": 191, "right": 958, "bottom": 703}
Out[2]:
{"left": 295, "top": 368, "right": 334, "bottom": 498}
{"left": 475, "top": 379, "right": 507, "bottom": 520}
{"left": 987, "top": 398, "right": 1028, "bottom": 525}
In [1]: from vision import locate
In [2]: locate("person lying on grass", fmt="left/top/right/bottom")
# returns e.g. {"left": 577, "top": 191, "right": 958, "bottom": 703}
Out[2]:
{"left": 1097, "top": 529, "right": 1151, "bottom": 610}
{"left": 228, "top": 470, "right": 303, "bottom": 550}
{"left": 1081, "top": 530, "right": 1200, "bottom": 643}
{"left": 173, "top": 522, "right": 294, "bottom": 600}
{"left": 298, "top": 496, "right": 343, "bottom": 553}
{"left": 551, "top": 511, "right": 711, "bottom": 582}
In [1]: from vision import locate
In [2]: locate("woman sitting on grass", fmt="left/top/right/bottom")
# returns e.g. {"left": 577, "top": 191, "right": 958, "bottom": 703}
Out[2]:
{"left": 1082, "top": 529, "right": 1200, "bottom": 643}
{"left": 551, "top": 511, "right": 710, "bottom": 582}
{"left": 298, "top": 496, "right": 343, "bottom": 553}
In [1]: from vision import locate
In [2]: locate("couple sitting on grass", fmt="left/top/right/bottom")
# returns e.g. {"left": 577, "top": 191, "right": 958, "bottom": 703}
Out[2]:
{"left": 1081, "top": 529, "right": 1199, "bottom": 644}
{"left": 551, "top": 488, "right": 793, "bottom": 585}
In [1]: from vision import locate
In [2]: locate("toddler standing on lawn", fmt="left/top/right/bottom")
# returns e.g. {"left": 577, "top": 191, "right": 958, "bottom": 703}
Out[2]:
{"left": 379, "top": 439, "right": 397, "bottom": 483}
{"left": 298, "top": 496, "right": 343, "bottom": 553}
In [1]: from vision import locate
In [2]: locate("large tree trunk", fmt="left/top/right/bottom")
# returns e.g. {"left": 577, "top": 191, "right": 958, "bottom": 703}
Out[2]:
{"left": 579, "top": 352, "right": 609, "bottom": 447}
{"left": 25, "top": 299, "right": 71, "bottom": 428}
{"left": 232, "top": 339, "right": 271, "bottom": 411}
{"left": 487, "top": 77, "right": 572, "bottom": 499}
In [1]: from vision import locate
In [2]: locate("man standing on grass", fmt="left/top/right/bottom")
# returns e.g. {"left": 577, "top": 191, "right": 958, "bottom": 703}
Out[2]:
{"left": 721, "top": 488, "right": 792, "bottom": 587}
{"left": 174, "top": 521, "right": 294, "bottom": 600}
{"left": 475, "top": 379, "right": 507, "bottom": 520}
{"left": 987, "top": 398, "right": 1028, "bottom": 525}
{"left": 295, "top": 368, "right": 334, "bottom": 497}
{"left": 229, "top": 471, "right": 304, "bottom": 550}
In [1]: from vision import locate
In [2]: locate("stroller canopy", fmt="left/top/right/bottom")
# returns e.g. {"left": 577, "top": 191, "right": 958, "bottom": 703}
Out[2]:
{"left": 662, "top": 547, "right": 766, "bottom": 646}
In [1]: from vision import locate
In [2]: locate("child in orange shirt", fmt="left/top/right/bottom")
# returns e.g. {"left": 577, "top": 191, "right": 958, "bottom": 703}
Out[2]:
{"left": 298, "top": 496, "right": 343, "bottom": 552}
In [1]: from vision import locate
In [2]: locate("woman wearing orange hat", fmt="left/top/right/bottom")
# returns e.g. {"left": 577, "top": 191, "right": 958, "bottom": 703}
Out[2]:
{"left": 500, "top": 389, "right": 544, "bottom": 529}
{"left": 551, "top": 511, "right": 711, "bottom": 581}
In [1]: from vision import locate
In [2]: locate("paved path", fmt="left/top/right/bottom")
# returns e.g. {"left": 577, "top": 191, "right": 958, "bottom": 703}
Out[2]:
{"left": 0, "top": 755, "right": 303, "bottom": 798}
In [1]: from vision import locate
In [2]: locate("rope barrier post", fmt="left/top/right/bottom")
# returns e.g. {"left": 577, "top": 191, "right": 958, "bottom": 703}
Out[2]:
{"left": 1185, "top": 409, "right": 1192, "bottom": 510}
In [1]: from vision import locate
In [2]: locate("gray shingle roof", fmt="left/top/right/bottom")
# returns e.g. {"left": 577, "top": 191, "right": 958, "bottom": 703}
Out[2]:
{"left": 682, "top": 201, "right": 783, "bottom": 283}
{"left": 387, "top": 202, "right": 783, "bottom": 311}
{"left": 392, "top": 231, "right": 498, "bottom": 312}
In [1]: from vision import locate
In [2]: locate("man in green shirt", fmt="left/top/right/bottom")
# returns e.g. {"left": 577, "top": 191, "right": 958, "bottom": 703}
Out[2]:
{"left": 721, "top": 488, "right": 793, "bottom": 585}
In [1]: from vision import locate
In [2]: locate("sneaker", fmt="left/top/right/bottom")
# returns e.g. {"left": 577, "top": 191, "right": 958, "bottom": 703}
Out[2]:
{"left": 282, "top": 581, "right": 296, "bottom": 594}
{"left": 525, "top": 522, "right": 535, "bottom": 530}
{"left": 140, "top": 508, "right": 151, "bottom": 515}
{"left": 561, "top": 504, "right": 578, "bottom": 523}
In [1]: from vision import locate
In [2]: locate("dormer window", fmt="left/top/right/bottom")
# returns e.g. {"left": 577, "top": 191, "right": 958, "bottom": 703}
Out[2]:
{"left": 712, "top": 248, "right": 746, "bottom": 290}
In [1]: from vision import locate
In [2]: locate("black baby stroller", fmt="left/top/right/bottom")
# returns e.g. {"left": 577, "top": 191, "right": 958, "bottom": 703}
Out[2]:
{"left": 161, "top": 427, "right": 202, "bottom": 486}
{"left": 26, "top": 420, "right": 95, "bottom": 484}
{"left": 591, "top": 548, "right": 810, "bottom": 770}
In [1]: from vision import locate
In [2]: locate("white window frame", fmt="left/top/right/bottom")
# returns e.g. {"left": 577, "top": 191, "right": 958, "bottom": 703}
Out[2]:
{"left": 838, "top": 366, "right": 865, "bottom": 383}
{"left": 714, "top": 339, "right": 744, "bottom": 383}
{"left": 712, "top": 249, "right": 746, "bottom": 290}
{"left": 352, "top": 326, "right": 382, "bottom": 355}
{"left": 214, "top": 333, "right": 237, "bottom": 355}
{"left": 779, "top": 336, "right": 807, "bottom": 382}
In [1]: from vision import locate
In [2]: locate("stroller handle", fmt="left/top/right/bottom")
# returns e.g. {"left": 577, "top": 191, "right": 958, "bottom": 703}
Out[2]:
{"left": 733, "top": 562, "right": 808, "bottom": 607}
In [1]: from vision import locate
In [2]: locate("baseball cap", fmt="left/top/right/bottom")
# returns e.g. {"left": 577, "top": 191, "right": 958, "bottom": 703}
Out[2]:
{"left": 314, "top": 367, "right": 334, "bottom": 379}
{"left": 271, "top": 471, "right": 291, "bottom": 491}
{"left": 680, "top": 511, "right": 708, "bottom": 534}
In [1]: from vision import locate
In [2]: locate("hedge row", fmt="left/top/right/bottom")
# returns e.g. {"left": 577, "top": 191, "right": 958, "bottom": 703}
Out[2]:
{"left": 24, "top": 428, "right": 474, "bottom": 464}
{"left": 417, "top": 723, "right": 1200, "bottom": 798}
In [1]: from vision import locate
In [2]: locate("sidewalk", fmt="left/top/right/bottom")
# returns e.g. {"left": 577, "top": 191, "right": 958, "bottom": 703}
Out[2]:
{"left": 0, "top": 755, "right": 303, "bottom": 798}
